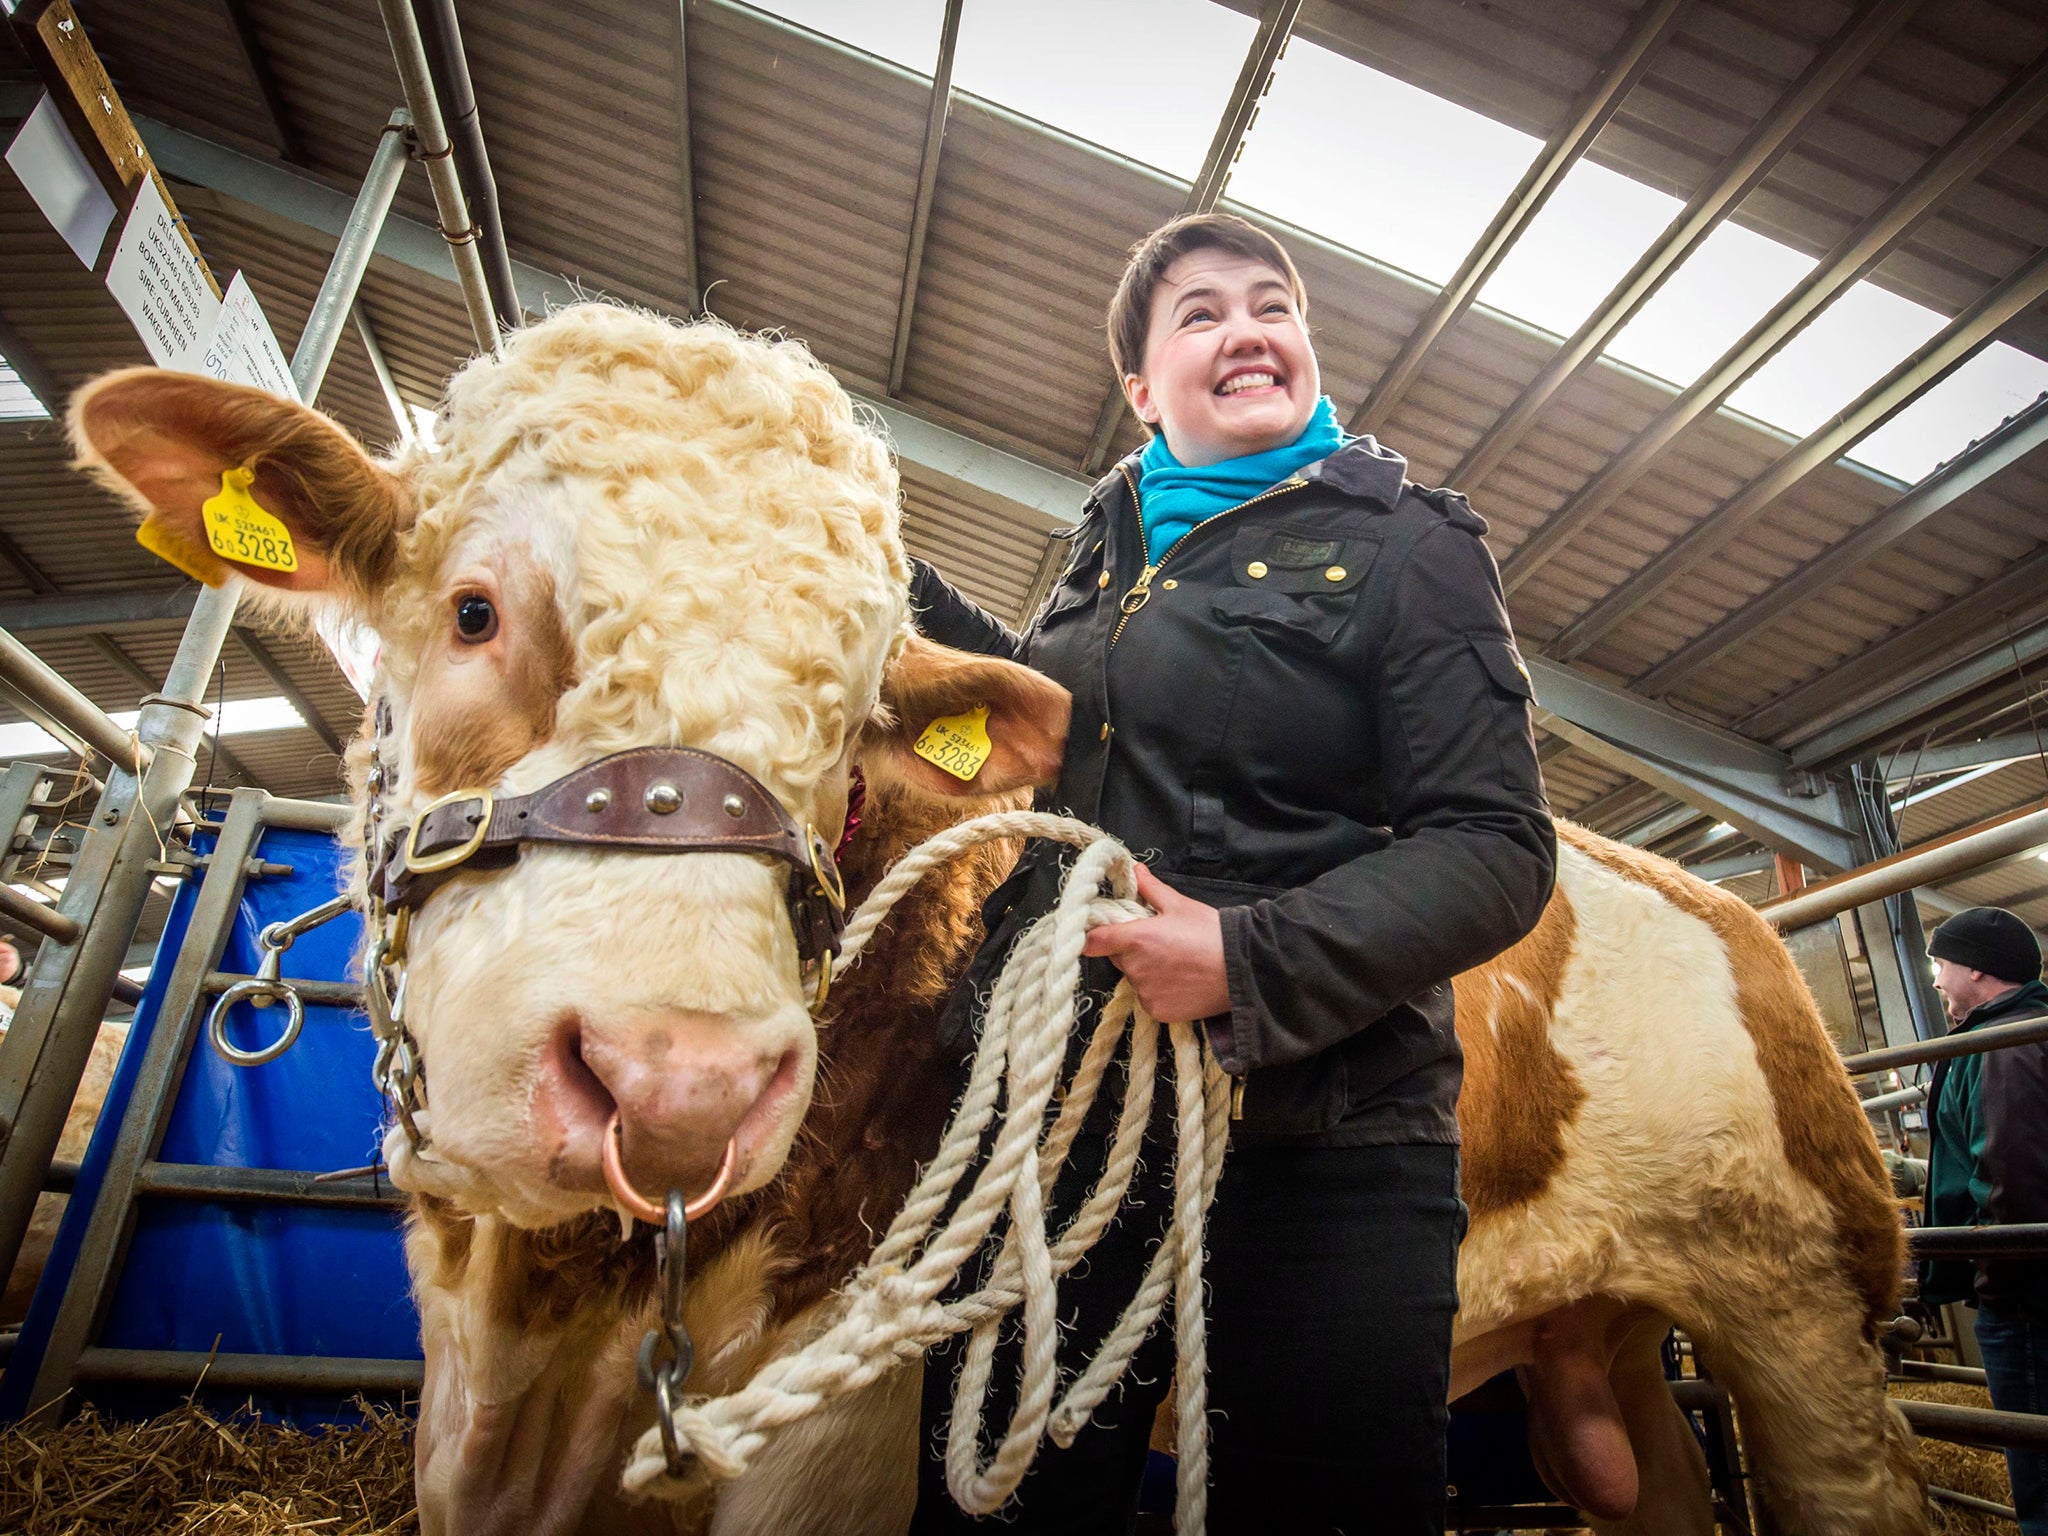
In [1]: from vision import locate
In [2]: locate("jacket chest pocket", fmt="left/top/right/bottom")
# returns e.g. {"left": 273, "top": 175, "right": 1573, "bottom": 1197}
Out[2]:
{"left": 1034, "top": 530, "right": 1106, "bottom": 629}
{"left": 1209, "top": 526, "right": 1379, "bottom": 648}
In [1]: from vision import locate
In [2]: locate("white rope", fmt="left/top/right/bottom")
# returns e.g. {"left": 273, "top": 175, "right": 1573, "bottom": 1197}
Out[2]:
{"left": 619, "top": 810, "right": 1230, "bottom": 1532}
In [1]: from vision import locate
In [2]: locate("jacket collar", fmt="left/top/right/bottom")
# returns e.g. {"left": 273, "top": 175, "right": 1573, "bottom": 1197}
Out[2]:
{"left": 1957, "top": 977, "right": 2048, "bottom": 1032}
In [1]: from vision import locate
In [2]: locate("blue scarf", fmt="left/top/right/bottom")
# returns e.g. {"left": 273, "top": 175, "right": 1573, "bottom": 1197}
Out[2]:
{"left": 1136, "top": 396, "right": 1348, "bottom": 564}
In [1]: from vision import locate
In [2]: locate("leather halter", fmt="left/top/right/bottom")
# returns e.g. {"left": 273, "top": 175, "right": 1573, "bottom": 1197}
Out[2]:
{"left": 369, "top": 746, "right": 846, "bottom": 972}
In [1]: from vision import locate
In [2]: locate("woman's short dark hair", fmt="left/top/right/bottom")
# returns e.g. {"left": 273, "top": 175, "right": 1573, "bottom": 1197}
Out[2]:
{"left": 1106, "top": 212, "right": 1310, "bottom": 381}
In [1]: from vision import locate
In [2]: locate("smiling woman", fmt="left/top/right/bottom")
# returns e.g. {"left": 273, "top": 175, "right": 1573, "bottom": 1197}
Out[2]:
{"left": 905, "top": 212, "right": 1557, "bottom": 1536}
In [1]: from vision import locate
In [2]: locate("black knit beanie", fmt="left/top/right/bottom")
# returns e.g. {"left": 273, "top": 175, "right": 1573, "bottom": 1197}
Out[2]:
{"left": 1929, "top": 907, "right": 2043, "bottom": 985}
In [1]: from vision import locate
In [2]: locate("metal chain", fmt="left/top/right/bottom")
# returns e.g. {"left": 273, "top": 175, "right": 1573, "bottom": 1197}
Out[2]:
{"left": 637, "top": 1188, "right": 697, "bottom": 1477}
{"left": 364, "top": 901, "right": 429, "bottom": 1150}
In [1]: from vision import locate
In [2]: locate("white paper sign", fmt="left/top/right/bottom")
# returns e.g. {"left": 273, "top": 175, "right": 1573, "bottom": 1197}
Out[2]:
{"left": 5, "top": 93, "right": 117, "bottom": 267}
{"left": 105, "top": 176, "right": 219, "bottom": 370}
{"left": 201, "top": 272, "right": 300, "bottom": 401}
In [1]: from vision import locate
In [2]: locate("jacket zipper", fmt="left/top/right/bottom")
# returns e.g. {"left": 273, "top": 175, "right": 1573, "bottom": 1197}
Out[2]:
{"left": 1108, "top": 466, "right": 1309, "bottom": 649}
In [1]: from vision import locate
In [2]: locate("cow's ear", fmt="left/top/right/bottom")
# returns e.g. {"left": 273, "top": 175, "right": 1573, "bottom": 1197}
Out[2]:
{"left": 70, "top": 368, "right": 410, "bottom": 608}
{"left": 868, "top": 634, "right": 1070, "bottom": 796}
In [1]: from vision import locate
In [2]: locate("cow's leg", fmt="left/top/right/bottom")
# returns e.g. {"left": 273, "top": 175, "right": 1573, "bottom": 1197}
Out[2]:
{"left": 1588, "top": 1313, "right": 1711, "bottom": 1536}
{"left": 706, "top": 1359, "right": 921, "bottom": 1536}
{"left": 1694, "top": 1300, "right": 1927, "bottom": 1536}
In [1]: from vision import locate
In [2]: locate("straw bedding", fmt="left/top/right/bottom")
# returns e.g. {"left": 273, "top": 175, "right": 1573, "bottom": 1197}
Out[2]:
{"left": 0, "top": 1380, "right": 2020, "bottom": 1532}
{"left": 0, "top": 1399, "right": 416, "bottom": 1535}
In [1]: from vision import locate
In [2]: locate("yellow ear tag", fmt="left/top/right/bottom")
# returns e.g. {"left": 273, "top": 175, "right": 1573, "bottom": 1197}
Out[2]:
{"left": 913, "top": 705, "right": 994, "bottom": 783}
{"left": 201, "top": 466, "right": 298, "bottom": 574}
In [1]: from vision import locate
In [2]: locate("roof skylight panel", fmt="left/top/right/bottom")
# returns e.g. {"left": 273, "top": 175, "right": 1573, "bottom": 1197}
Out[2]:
{"left": 1723, "top": 283, "right": 1945, "bottom": 448}
{"left": 1847, "top": 342, "right": 2048, "bottom": 483}
{"left": 743, "top": 0, "right": 947, "bottom": 73}
{"left": 0, "top": 695, "right": 307, "bottom": 760}
{"left": 1230, "top": 37, "right": 1540, "bottom": 287}
{"left": 951, "top": 0, "right": 1257, "bottom": 181}
{"left": 1475, "top": 160, "right": 1678, "bottom": 341}
{"left": 0, "top": 355, "right": 49, "bottom": 421}
{"left": 1605, "top": 221, "right": 1815, "bottom": 387}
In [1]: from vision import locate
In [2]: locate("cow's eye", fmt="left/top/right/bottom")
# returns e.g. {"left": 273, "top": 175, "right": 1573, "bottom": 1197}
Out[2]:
{"left": 454, "top": 594, "right": 498, "bottom": 643}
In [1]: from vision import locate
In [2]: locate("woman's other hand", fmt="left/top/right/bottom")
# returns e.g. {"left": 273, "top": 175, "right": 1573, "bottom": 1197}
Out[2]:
{"left": 1083, "top": 864, "right": 1231, "bottom": 1022}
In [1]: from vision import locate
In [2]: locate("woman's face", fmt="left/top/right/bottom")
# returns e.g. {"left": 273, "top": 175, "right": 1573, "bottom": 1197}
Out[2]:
{"left": 1125, "top": 249, "right": 1320, "bottom": 467}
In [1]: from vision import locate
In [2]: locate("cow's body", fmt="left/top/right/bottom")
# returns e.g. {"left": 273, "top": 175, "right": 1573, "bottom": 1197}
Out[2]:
{"left": 68, "top": 304, "right": 1924, "bottom": 1535}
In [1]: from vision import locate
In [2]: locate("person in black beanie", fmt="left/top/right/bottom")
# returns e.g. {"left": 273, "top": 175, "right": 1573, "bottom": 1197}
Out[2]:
{"left": 1923, "top": 904, "right": 2048, "bottom": 1532}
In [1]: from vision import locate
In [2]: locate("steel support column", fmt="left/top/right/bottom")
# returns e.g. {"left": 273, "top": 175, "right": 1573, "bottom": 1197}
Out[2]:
{"left": 352, "top": 299, "right": 416, "bottom": 446}
{"left": 290, "top": 111, "right": 410, "bottom": 401}
{"left": 1548, "top": 243, "right": 2048, "bottom": 662}
{"left": 1527, "top": 656, "right": 1862, "bottom": 871}
{"left": 1348, "top": 0, "right": 1688, "bottom": 438}
{"left": 888, "top": 0, "right": 963, "bottom": 397}
{"left": 1503, "top": 51, "right": 2048, "bottom": 593}
{"left": 1447, "top": 0, "right": 1917, "bottom": 493}
{"left": 1079, "top": 0, "right": 1302, "bottom": 473}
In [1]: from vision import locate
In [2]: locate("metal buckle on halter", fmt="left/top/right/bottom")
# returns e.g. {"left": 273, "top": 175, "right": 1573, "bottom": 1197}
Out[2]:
{"left": 805, "top": 821, "right": 846, "bottom": 913}
{"left": 404, "top": 789, "right": 494, "bottom": 875}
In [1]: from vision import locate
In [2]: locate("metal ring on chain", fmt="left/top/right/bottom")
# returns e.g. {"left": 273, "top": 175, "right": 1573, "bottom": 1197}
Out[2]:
{"left": 603, "top": 1112, "right": 737, "bottom": 1224}
{"left": 206, "top": 978, "right": 306, "bottom": 1067}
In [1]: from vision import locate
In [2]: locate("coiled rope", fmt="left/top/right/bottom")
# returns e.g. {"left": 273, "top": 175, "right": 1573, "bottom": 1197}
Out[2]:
{"left": 620, "top": 810, "right": 1230, "bottom": 1532}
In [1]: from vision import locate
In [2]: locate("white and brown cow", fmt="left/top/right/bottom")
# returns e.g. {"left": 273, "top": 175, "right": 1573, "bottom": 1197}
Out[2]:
{"left": 70, "top": 302, "right": 1923, "bottom": 1535}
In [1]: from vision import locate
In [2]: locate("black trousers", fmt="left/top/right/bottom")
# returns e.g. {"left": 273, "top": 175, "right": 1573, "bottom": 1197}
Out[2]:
{"left": 909, "top": 1140, "right": 1463, "bottom": 1536}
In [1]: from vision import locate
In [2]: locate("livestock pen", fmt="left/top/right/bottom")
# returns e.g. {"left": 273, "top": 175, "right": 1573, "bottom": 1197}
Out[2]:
{"left": 6, "top": 0, "right": 2048, "bottom": 1532}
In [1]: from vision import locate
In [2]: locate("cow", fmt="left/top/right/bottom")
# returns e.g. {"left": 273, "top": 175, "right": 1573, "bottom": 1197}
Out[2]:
{"left": 68, "top": 301, "right": 1924, "bottom": 1536}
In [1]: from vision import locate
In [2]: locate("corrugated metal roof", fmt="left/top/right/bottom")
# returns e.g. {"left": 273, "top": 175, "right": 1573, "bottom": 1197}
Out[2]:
{"left": 2, "top": 0, "right": 2043, "bottom": 933}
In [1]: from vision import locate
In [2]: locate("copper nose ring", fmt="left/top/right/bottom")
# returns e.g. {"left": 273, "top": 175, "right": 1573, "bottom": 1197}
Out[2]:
{"left": 602, "top": 1110, "right": 737, "bottom": 1224}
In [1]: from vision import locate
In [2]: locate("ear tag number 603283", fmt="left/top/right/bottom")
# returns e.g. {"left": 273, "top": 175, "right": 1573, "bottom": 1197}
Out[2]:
{"left": 202, "top": 465, "right": 298, "bottom": 574}
{"left": 913, "top": 705, "right": 994, "bottom": 783}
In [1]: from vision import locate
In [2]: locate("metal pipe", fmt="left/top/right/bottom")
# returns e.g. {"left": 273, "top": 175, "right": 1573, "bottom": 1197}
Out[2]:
{"left": 1910, "top": 1223, "right": 2048, "bottom": 1259}
{"left": 73, "top": 1346, "right": 423, "bottom": 1393}
{"left": 1842, "top": 1014, "right": 2048, "bottom": 1076}
{"left": 376, "top": 0, "right": 503, "bottom": 352}
{"left": 354, "top": 300, "right": 416, "bottom": 445}
{"left": 412, "top": 0, "right": 521, "bottom": 331}
{"left": 1761, "top": 800, "right": 2048, "bottom": 931}
{"left": 204, "top": 970, "right": 362, "bottom": 1007}
{"left": 0, "top": 628, "right": 145, "bottom": 768}
{"left": 1898, "top": 1360, "right": 1988, "bottom": 1387}
{"left": 0, "top": 884, "right": 78, "bottom": 944}
{"left": 1929, "top": 1486, "right": 2018, "bottom": 1520}
{"left": 139, "top": 1160, "right": 403, "bottom": 1209}
{"left": 1859, "top": 1081, "right": 1926, "bottom": 1112}
{"left": 1897, "top": 1397, "right": 2048, "bottom": 1452}
{"left": 290, "top": 111, "right": 411, "bottom": 401}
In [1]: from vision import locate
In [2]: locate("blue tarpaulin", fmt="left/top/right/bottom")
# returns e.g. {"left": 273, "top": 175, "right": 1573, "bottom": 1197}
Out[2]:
{"left": 1, "top": 824, "right": 420, "bottom": 1423}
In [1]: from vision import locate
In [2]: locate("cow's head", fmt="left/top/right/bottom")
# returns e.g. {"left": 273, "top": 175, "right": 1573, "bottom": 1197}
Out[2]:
{"left": 72, "top": 304, "right": 1068, "bottom": 1228}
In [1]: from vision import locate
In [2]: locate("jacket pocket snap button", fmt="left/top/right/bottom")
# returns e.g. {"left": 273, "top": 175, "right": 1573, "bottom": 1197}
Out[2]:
{"left": 1247, "top": 561, "right": 1268, "bottom": 579}
{"left": 1325, "top": 565, "right": 1347, "bottom": 582}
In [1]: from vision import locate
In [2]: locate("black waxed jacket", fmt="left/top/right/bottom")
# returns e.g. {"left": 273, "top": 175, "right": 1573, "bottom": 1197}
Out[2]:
{"left": 912, "top": 435, "right": 1556, "bottom": 1146}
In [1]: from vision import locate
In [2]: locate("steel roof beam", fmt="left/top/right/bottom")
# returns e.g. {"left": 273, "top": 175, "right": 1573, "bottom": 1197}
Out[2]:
{"left": 0, "top": 589, "right": 200, "bottom": 638}
{"left": 140, "top": 117, "right": 1090, "bottom": 530}
{"left": 1547, "top": 244, "right": 2048, "bottom": 662}
{"left": 887, "top": 0, "right": 963, "bottom": 397}
{"left": 1743, "top": 546, "right": 2048, "bottom": 746}
{"left": 1447, "top": 0, "right": 1918, "bottom": 493}
{"left": 353, "top": 300, "right": 416, "bottom": 446}
{"left": 1527, "top": 655, "right": 1862, "bottom": 870}
{"left": 1348, "top": 0, "right": 1689, "bottom": 440}
{"left": 671, "top": 0, "right": 700, "bottom": 311}
{"left": 232, "top": 629, "right": 347, "bottom": 758}
{"left": 216, "top": 0, "right": 303, "bottom": 163}
{"left": 1883, "top": 733, "right": 2048, "bottom": 779}
{"left": 1781, "top": 617, "right": 2048, "bottom": 771}
{"left": 1079, "top": 0, "right": 1302, "bottom": 473}
{"left": 0, "top": 315, "right": 63, "bottom": 420}
{"left": 1634, "top": 391, "right": 2048, "bottom": 692}
{"left": 1504, "top": 51, "right": 2048, "bottom": 595}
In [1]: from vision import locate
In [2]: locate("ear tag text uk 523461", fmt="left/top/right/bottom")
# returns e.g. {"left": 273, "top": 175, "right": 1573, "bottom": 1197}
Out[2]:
{"left": 913, "top": 705, "right": 994, "bottom": 783}
{"left": 202, "top": 466, "right": 298, "bottom": 573}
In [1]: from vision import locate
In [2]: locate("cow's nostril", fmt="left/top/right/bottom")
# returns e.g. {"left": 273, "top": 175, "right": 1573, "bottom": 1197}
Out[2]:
{"left": 546, "top": 1013, "right": 616, "bottom": 1132}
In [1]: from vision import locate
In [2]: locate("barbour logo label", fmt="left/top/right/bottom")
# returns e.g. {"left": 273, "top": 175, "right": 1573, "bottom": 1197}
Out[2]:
{"left": 1267, "top": 535, "right": 1341, "bottom": 568}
